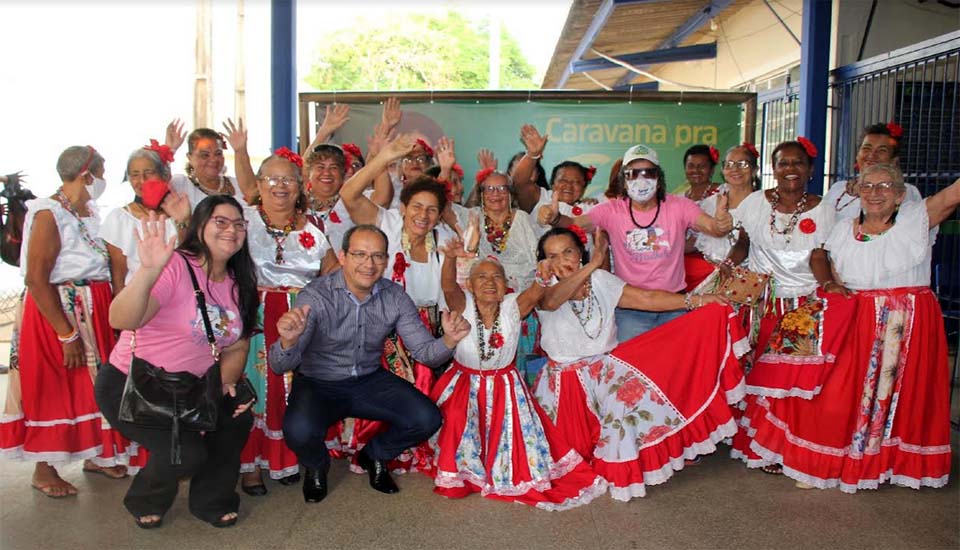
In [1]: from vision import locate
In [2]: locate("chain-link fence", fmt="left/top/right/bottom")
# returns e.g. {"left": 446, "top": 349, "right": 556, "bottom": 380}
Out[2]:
{"left": 0, "top": 288, "right": 22, "bottom": 328}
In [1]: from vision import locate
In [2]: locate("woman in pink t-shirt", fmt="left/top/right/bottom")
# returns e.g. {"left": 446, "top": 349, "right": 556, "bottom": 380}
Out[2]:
{"left": 94, "top": 195, "right": 259, "bottom": 529}
{"left": 538, "top": 144, "right": 734, "bottom": 341}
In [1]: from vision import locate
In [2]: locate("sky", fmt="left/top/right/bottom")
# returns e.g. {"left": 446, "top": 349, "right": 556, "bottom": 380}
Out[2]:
{"left": 0, "top": 0, "right": 570, "bottom": 289}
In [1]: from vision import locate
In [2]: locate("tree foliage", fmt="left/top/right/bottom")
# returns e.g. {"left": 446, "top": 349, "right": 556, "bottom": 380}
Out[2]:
{"left": 305, "top": 11, "right": 536, "bottom": 91}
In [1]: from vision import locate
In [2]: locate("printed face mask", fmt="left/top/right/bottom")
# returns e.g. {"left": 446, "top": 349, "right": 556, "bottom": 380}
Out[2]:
{"left": 626, "top": 177, "right": 657, "bottom": 203}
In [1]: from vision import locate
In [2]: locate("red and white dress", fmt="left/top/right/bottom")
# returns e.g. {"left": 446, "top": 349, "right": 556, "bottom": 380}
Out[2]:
{"left": 0, "top": 197, "right": 143, "bottom": 471}
{"left": 742, "top": 201, "right": 951, "bottom": 491}
{"left": 428, "top": 292, "right": 606, "bottom": 510}
{"left": 533, "top": 270, "right": 748, "bottom": 500}
{"left": 240, "top": 210, "right": 330, "bottom": 480}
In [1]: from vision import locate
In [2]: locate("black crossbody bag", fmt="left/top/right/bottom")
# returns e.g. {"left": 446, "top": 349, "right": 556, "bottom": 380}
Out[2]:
{"left": 118, "top": 253, "right": 222, "bottom": 465}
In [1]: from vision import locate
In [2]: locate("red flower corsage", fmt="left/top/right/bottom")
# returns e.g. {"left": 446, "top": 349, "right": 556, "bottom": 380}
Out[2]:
{"left": 569, "top": 224, "right": 588, "bottom": 244}
{"left": 796, "top": 136, "right": 818, "bottom": 159}
{"left": 475, "top": 167, "right": 496, "bottom": 185}
{"left": 275, "top": 146, "right": 303, "bottom": 168}
{"left": 798, "top": 218, "right": 816, "bottom": 234}
{"left": 572, "top": 205, "right": 583, "bottom": 216}
{"left": 741, "top": 142, "right": 759, "bottom": 159}
{"left": 392, "top": 252, "right": 409, "bottom": 284}
{"left": 584, "top": 165, "right": 597, "bottom": 183}
{"left": 709, "top": 145, "right": 720, "bottom": 163}
{"left": 299, "top": 231, "right": 316, "bottom": 250}
{"left": 328, "top": 210, "right": 341, "bottom": 224}
{"left": 342, "top": 143, "right": 363, "bottom": 160}
{"left": 144, "top": 139, "right": 175, "bottom": 164}
{"left": 886, "top": 121, "right": 903, "bottom": 139}
{"left": 488, "top": 332, "right": 505, "bottom": 349}
{"left": 452, "top": 163, "right": 464, "bottom": 178}
{"left": 415, "top": 138, "right": 434, "bottom": 158}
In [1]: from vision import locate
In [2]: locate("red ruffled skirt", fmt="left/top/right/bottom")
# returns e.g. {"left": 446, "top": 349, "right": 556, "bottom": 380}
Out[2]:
{"left": 683, "top": 252, "right": 716, "bottom": 292}
{"left": 740, "top": 287, "right": 951, "bottom": 492}
{"left": 427, "top": 360, "right": 605, "bottom": 510}
{"left": 534, "top": 304, "right": 749, "bottom": 501}
{"left": 240, "top": 289, "right": 301, "bottom": 479}
{"left": 0, "top": 281, "right": 145, "bottom": 471}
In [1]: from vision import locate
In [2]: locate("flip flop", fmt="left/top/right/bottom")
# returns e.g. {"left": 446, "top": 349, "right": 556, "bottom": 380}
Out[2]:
{"left": 83, "top": 466, "right": 128, "bottom": 479}
{"left": 31, "top": 482, "right": 77, "bottom": 499}
{"left": 760, "top": 464, "right": 783, "bottom": 475}
{"left": 135, "top": 516, "right": 164, "bottom": 530}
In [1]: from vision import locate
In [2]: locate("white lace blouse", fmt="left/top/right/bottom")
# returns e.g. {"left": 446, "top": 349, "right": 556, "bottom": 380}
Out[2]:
{"left": 454, "top": 292, "right": 520, "bottom": 370}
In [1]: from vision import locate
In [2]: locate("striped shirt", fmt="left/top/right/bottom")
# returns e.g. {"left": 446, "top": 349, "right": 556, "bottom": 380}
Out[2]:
{"left": 268, "top": 269, "right": 453, "bottom": 381}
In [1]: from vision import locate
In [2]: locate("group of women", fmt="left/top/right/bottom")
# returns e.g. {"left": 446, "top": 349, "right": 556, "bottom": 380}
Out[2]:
{"left": 1, "top": 99, "right": 957, "bottom": 526}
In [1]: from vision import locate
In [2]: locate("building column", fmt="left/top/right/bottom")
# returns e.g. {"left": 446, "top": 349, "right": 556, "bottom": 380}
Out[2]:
{"left": 271, "top": 0, "right": 296, "bottom": 150}
{"left": 798, "top": 0, "right": 832, "bottom": 192}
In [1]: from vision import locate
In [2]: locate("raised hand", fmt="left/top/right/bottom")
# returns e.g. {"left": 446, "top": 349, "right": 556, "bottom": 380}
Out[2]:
{"left": 589, "top": 228, "right": 609, "bottom": 267}
{"left": 319, "top": 103, "right": 351, "bottom": 134}
{"left": 714, "top": 191, "right": 733, "bottom": 233}
{"left": 277, "top": 305, "right": 311, "bottom": 347}
{"left": 477, "top": 148, "right": 498, "bottom": 171}
{"left": 538, "top": 189, "right": 560, "bottom": 226}
{"left": 440, "top": 309, "right": 471, "bottom": 347}
{"left": 366, "top": 122, "right": 394, "bottom": 161}
{"left": 381, "top": 97, "right": 402, "bottom": 129}
{"left": 520, "top": 124, "right": 547, "bottom": 158}
{"left": 160, "top": 192, "right": 191, "bottom": 226}
{"left": 382, "top": 134, "right": 417, "bottom": 161}
{"left": 222, "top": 118, "right": 247, "bottom": 151}
{"left": 439, "top": 236, "right": 472, "bottom": 259}
{"left": 436, "top": 136, "right": 456, "bottom": 170}
{"left": 165, "top": 118, "right": 186, "bottom": 153}
{"left": 463, "top": 210, "right": 481, "bottom": 253}
{"left": 135, "top": 211, "right": 176, "bottom": 272}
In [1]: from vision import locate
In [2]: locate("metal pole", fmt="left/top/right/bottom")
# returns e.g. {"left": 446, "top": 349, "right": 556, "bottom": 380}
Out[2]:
{"left": 271, "top": 0, "right": 296, "bottom": 150}
{"left": 798, "top": 0, "right": 832, "bottom": 193}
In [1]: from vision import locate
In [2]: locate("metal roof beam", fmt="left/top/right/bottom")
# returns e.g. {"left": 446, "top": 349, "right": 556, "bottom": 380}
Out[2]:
{"left": 553, "top": 0, "right": 665, "bottom": 88}
{"left": 572, "top": 43, "right": 717, "bottom": 73}
{"left": 614, "top": 0, "right": 735, "bottom": 88}
{"left": 612, "top": 81, "right": 660, "bottom": 91}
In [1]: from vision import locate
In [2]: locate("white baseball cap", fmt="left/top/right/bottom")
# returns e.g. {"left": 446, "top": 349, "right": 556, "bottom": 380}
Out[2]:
{"left": 622, "top": 144, "right": 660, "bottom": 167}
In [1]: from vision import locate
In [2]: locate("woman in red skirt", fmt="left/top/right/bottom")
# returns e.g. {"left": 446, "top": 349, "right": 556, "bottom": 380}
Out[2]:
{"left": 0, "top": 146, "right": 136, "bottom": 496}
{"left": 531, "top": 227, "right": 744, "bottom": 501}
{"left": 427, "top": 243, "right": 605, "bottom": 510}
{"left": 741, "top": 165, "right": 960, "bottom": 491}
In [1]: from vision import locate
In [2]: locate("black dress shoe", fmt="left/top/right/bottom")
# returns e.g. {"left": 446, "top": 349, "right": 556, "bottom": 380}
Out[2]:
{"left": 356, "top": 448, "right": 399, "bottom": 494}
{"left": 278, "top": 472, "right": 301, "bottom": 485}
{"left": 241, "top": 483, "right": 267, "bottom": 497}
{"left": 302, "top": 467, "right": 328, "bottom": 503}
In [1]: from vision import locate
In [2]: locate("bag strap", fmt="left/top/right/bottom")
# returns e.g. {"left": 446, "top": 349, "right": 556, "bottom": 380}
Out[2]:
{"left": 179, "top": 252, "right": 220, "bottom": 362}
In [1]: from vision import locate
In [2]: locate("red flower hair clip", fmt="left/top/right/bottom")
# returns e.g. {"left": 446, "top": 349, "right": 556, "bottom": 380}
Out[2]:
{"left": 886, "top": 121, "right": 903, "bottom": 139}
{"left": 584, "top": 165, "right": 597, "bottom": 183}
{"left": 475, "top": 167, "right": 496, "bottom": 185}
{"left": 299, "top": 231, "right": 316, "bottom": 250}
{"left": 275, "top": 147, "right": 303, "bottom": 168}
{"left": 343, "top": 151, "right": 354, "bottom": 170}
{"left": 569, "top": 224, "right": 588, "bottom": 245}
{"left": 342, "top": 143, "right": 363, "bottom": 160}
{"left": 709, "top": 146, "right": 720, "bottom": 164}
{"left": 796, "top": 136, "right": 818, "bottom": 159}
{"left": 741, "top": 142, "right": 759, "bottom": 159}
{"left": 798, "top": 218, "right": 817, "bottom": 234}
{"left": 144, "top": 139, "right": 175, "bottom": 164}
{"left": 452, "top": 163, "right": 464, "bottom": 178}
{"left": 415, "top": 138, "right": 434, "bottom": 159}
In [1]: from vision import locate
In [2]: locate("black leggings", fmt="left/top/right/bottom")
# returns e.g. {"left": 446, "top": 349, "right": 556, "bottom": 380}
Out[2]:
{"left": 95, "top": 364, "right": 253, "bottom": 523}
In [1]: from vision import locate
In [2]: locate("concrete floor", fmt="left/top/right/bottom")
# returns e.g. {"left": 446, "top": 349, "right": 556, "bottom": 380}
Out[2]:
{"left": 0, "top": 440, "right": 957, "bottom": 550}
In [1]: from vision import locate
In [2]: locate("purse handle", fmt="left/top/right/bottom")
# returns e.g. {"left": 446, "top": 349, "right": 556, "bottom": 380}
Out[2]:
{"left": 129, "top": 253, "right": 222, "bottom": 362}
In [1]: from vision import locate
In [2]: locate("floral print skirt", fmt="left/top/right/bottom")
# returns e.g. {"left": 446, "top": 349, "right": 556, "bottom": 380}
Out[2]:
{"left": 427, "top": 360, "right": 606, "bottom": 511}
{"left": 736, "top": 286, "right": 951, "bottom": 492}
{"left": 535, "top": 304, "right": 749, "bottom": 501}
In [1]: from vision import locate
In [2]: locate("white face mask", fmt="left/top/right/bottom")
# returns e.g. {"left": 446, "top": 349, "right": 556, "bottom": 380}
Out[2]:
{"left": 86, "top": 175, "right": 107, "bottom": 200}
{"left": 626, "top": 177, "right": 658, "bottom": 203}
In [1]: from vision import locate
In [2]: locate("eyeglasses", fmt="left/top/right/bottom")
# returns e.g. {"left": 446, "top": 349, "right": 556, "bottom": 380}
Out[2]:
{"left": 210, "top": 216, "right": 249, "bottom": 232}
{"left": 622, "top": 168, "right": 658, "bottom": 179}
{"left": 259, "top": 176, "right": 299, "bottom": 187}
{"left": 481, "top": 185, "right": 511, "bottom": 194}
{"left": 723, "top": 160, "right": 752, "bottom": 170}
{"left": 401, "top": 155, "right": 431, "bottom": 165}
{"left": 858, "top": 181, "right": 896, "bottom": 193}
{"left": 347, "top": 250, "right": 389, "bottom": 265}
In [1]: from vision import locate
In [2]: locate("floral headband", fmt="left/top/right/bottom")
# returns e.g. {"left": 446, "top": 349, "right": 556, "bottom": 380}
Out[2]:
{"left": 475, "top": 167, "right": 497, "bottom": 185}
{"left": 415, "top": 138, "right": 435, "bottom": 158}
{"left": 886, "top": 121, "right": 903, "bottom": 139}
{"left": 568, "top": 224, "right": 588, "bottom": 245}
{"left": 342, "top": 143, "right": 363, "bottom": 161}
{"left": 708, "top": 146, "right": 720, "bottom": 164}
{"left": 584, "top": 165, "right": 597, "bottom": 183}
{"left": 741, "top": 142, "right": 759, "bottom": 159}
{"left": 796, "top": 136, "right": 818, "bottom": 159}
{"left": 275, "top": 146, "right": 303, "bottom": 168}
{"left": 144, "top": 139, "right": 175, "bottom": 164}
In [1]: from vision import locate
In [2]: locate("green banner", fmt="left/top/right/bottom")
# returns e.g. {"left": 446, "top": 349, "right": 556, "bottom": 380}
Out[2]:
{"left": 322, "top": 99, "right": 744, "bottom": 197}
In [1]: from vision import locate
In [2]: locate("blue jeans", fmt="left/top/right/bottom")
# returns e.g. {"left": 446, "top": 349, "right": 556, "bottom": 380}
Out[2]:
{"left": 615, "top": 307, "right": 686, "bottom": 343}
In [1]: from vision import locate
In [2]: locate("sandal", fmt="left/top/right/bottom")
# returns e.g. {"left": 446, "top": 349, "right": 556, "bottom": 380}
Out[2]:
{"left": 135, "top": 516, "right": 164, "bottom": 530}
{"left": 83, "top": 464, "right": 129, "bottom": 479}
{"left": 760, "top": 464, "right": 783, "bottom": 475}
{"left": 210, "top": 513, "right": 238, "bottom": 528}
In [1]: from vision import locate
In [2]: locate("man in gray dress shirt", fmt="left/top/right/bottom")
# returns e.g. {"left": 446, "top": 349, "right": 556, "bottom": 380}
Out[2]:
{"left": 269, "top": 224, "right": 470, "bottom": 503}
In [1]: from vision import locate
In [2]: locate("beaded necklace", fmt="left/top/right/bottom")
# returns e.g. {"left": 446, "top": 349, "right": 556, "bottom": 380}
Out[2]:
{"left": 484, "top": 210, "right": 512, "bottom": 254}
{"left": 311, "top": 193, "right": 339, "bottom": 213}
{"left": 628, "top": 197, "right": 661, "bottom": 229}
{"left": 569, "top": 280, "right": 603, "bottom": 339}
{"left": 768, "top": 189, "right": 808, "bottom": 243}
{"left": 189, "top": 174, "right": 234, "bottom": 197}
{"left": 474, "top": 302, "right": 504, "bottom": 363}
{"left": 687, "top": 183, "right": 719, "bottom": 203}
{"left": 257, "top": 205, "right": 297, "bottom": 264}
{"left": 54, "top": 189, "right": 110, "bottom": 262}
{"left": 400, "top": 228, "right": 436, "bottom": 258}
